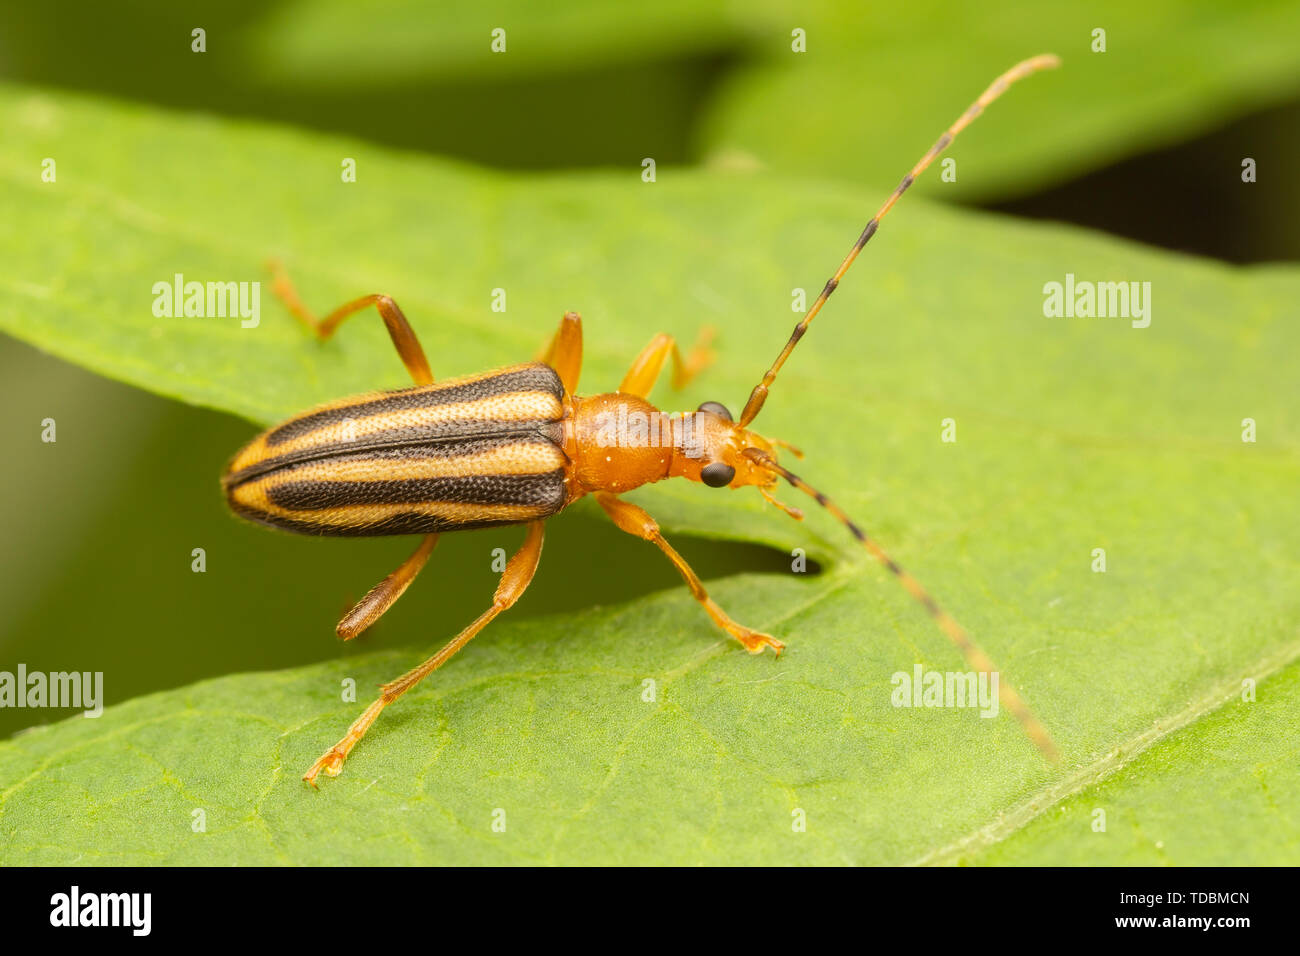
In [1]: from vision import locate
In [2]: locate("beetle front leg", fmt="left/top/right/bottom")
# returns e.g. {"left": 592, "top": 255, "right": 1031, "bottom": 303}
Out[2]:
{"left": 595, "top": 493, "right": 782, "bottom": 655}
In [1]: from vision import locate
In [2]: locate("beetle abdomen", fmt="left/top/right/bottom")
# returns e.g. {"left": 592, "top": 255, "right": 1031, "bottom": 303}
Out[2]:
{"left": 223, "top": 362, "right": 569, "bottom": 536}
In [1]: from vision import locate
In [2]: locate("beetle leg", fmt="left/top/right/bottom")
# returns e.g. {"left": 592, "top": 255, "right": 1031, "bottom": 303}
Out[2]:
{"left": 595, "top": 492, "right": 782, "bottom": 655}
{"left": 303, "top": 521, "right": 545, "bottom": 787}
{"left": 537, "top": 311, "right": 584, "bottom": 395}
{"left": 267, "top": 259, "right": 434, "bottom": 386}
{"left": 617, "top": 327, "right": 715, "bottom": 399}
{"left": 336, "top": 534, "right": 440, "bottom": 640}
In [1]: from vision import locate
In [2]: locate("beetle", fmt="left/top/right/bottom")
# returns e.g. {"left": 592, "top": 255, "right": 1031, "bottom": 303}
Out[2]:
{"left": 222, "top": 54, "right": 1062, "bottom": 786}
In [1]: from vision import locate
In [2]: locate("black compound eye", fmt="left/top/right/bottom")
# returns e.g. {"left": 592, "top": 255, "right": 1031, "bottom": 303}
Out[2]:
{"left": 697, "top": 401, "right": 733, "bottom": 421}
{"left": 700, "top": 462, "right": 736, "bottom": 488}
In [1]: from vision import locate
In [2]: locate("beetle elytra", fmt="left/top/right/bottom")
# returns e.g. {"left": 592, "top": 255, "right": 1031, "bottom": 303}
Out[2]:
{"left": 222, "top": 54, "right": 1062, "bottom": 786}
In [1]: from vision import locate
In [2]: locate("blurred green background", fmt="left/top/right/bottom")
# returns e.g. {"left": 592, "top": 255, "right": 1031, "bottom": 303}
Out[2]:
{"left": 2, "top": 0, "right": 1298, "bottom": 736}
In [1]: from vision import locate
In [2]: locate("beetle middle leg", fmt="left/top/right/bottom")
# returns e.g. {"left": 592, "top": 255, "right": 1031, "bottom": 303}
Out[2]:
{"left": 303, "top": 521, "right": 546, "bottom": 787}
{"left": 595, "top": 493, "right": 783, "bottom": 655}
{"left": 267, "top": 259, "right": 434, "bottom": 386}
{"left": 538, "top": 310, "right": 584, "bottom": 395}
{"left": 618, "top": 329, "right": 716, "bottom": 399}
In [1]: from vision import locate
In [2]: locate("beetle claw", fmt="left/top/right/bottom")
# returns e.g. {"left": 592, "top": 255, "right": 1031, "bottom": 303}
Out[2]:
{"left": 303, "top": 749, "right": 347, "bottom": 788}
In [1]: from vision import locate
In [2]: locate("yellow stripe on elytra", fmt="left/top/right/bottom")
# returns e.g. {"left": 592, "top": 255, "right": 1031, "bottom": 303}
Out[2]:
{"left": 227, "top": 389, "right": 563, "bottom": 474}
{"left": 256, "top": 441, "right": 567, "bottom": 484}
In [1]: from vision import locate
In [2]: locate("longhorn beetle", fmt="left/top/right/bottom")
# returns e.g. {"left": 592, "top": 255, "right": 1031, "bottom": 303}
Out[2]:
{"left": 222, "top": 54, "right": 1062, "bottom": 786}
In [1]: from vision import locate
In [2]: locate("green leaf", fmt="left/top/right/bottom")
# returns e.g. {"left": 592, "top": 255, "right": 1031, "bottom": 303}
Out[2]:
{"left": 947, "top": 654, "right": 1300, "bottom": 865}
{"left": 699, "top": 0, "right": 1300, "bottom": 201}
{"left": 247, "top": 0, "right": 748, "bottom": 84}
{"left": 1, "top": 86, "right": 1297, "bottom": 864}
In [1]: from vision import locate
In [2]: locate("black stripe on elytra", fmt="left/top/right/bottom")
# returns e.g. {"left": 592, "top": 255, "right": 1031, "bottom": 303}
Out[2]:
{"left": 224, "top": 422, "right": 564, "bottom": 489}
{"left": 265, "top": 363, "right": 563, "bottom": 447}
{"left": 267, "top": 468, "right": 568, "bottom": 511}
{"left": 228, "top": 500, "right": 553, "bottom": 538}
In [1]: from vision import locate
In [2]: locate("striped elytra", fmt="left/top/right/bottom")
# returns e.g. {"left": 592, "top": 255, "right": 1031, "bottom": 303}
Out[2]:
{"left": 222, "top": 362, "right": 570, "bottom": 536}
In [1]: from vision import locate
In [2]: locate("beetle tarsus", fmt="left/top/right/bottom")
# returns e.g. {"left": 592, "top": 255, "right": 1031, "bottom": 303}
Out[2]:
{"left": 736, "top": 629, "right": 784, "bottom": 656}
{"left": 302, "top": 697, "right": 388, "bottom": 788}
{"left": 302, "top": 749, "right": 347, "bottom": 788}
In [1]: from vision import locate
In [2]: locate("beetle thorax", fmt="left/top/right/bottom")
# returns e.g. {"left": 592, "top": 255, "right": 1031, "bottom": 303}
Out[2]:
{"left": 567, "top": 393, "right": 717, "bottom": 495}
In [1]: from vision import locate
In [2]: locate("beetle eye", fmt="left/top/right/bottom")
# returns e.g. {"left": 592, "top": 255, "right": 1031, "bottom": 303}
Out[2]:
{"left": 697, "top": 401, "right": 733, "bottom": 421}
{"left": 700, "top": 462, "right": 736, "bottom": 488}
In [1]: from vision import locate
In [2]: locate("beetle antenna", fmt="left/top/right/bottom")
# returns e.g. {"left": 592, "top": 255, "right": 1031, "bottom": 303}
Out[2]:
{"left": 737, "top": 53, "right": 1060, "bottom": 428}
{"left": 744, "top": 448, "right": 1060, "bottom": 761}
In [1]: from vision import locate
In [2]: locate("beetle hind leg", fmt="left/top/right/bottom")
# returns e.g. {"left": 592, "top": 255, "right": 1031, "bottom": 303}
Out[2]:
{"left": 266, "top": 258, "right": 434, "bottom": 386}
{"left": 303, "top": 521, "right": 546, "bottom": 787}
{"left": 336, "top": 534, "right": 440, "bottom": 640}
{"left": 302, "top": 699, "right": 386, "bottom": 784}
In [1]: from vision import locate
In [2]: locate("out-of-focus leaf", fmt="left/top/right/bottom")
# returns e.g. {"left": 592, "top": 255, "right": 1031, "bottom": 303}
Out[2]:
{"left": 698, "top": 0, "right": 1300, "bottom": 201}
